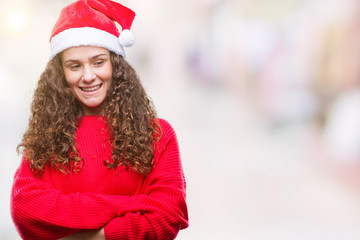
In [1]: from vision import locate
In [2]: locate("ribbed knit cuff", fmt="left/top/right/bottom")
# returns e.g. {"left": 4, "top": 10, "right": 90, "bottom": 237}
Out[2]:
{"left": 104, "top": 213, "right": 157, "bottom": 240}
{"left": 104, "top": 217, "right": 127, "bottom": 240}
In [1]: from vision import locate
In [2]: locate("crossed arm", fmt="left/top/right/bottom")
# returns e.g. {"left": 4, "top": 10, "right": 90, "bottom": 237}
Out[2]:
{"left": 11, "top": 121, "right": 188, "bottom": 240}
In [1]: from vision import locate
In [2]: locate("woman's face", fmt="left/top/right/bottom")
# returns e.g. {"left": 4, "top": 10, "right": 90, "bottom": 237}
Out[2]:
{"left": 62, "top": 46, "right": 112, "bottom": 115}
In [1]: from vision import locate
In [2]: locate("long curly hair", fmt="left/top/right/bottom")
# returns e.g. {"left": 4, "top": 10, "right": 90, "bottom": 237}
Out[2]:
{"left": 17, "top": 51, "right": 161, "bottom": 176}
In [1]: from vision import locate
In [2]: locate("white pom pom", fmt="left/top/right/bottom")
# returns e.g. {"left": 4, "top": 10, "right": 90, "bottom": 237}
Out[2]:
{"left": 119, "top": 29, "right": 135, "bottom": 47}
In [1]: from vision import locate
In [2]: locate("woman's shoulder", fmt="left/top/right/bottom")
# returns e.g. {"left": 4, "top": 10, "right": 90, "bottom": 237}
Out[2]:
{"left": 157, "top": 118, "right": 172, "bottom": 129}
{"left": 153, "top": 119, "right": 181, "bottom": 162}
{"left": 156, "top": 118, "right": 176, "bottom": 136}
{"left": 155, "top": 118, "right": 179, "bottom": 145}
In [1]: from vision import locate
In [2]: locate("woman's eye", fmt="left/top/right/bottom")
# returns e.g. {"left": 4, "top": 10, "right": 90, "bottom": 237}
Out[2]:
{"left": 94, "top": 60, "right": 104, "bottom": 66}
{"left": 70, "top": 64, "right": 80, "bottom": 70}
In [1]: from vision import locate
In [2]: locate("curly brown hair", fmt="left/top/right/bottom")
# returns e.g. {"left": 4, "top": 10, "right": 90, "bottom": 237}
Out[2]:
{"left": 17, "top": 51, "right": 160, "bottom": 176}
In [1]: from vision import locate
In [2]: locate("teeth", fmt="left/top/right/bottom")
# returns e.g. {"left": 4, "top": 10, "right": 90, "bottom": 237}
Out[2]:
{"left": 81, "top": 85, "right": 101, "bottom": 92}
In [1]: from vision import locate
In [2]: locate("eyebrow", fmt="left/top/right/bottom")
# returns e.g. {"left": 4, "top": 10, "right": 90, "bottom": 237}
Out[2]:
{"left": 63, "top": 53, "right": 108, "bottom": 64}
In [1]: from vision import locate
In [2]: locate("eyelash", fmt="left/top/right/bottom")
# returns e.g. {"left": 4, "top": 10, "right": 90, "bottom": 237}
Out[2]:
{"left": 67, "top": 59, "right": 105, "bottom": 70}
{"left": 94, "top": 60, "right": 104, "bottom": 66}
{"left": 70, "top": 64, "right": 80, "bottom": 70}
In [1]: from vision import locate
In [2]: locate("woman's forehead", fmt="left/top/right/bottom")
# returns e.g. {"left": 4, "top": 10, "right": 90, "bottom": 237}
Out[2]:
{"left": 62, "top": 46, "right": 110, "bottom": 61}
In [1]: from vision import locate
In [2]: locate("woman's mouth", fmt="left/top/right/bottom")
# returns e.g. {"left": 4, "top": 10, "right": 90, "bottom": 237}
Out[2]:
{"left": 80, "top": 84, "right": 102, "bottom": 92}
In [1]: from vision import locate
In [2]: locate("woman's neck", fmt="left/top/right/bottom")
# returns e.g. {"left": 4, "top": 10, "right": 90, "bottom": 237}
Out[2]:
{"left": 82, "top": 105, "right": 104, "bottom": 116}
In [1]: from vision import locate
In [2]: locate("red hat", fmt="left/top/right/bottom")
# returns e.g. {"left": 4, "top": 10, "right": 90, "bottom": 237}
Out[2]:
{"left": 49, "top": 0, "right": 135, "bottom": 59}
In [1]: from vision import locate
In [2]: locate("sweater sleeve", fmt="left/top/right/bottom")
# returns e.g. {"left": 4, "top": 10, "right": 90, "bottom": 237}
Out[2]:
{"left": 11, "top": 156, "right": 130, "bottom": 240}
{"left": 104, "top": 119, "right": 189, "bottom": 240}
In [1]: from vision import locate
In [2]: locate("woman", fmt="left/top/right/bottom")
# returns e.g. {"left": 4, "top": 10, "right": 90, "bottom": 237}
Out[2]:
{"left": 10, "top": 0, "right": 188, "bottom": 239}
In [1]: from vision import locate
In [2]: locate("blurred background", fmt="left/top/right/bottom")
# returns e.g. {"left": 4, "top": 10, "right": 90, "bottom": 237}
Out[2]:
{"left": 2, "top": 0, "right": 360, "bottom": 239}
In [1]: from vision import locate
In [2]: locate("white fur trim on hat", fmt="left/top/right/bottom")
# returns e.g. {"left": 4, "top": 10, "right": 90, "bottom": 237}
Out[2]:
{"left": 49, "top": 27, "right": 125, "bottom": 60}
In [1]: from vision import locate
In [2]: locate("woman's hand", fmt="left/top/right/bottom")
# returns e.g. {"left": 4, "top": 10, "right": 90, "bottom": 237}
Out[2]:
{"left": 59, "top": 228, "right": 105, "bottom": 240}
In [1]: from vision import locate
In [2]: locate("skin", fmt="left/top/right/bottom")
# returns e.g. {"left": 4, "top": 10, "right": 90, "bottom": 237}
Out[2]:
{"left": 59, "top": 228, "right": 105, "bottom": 240}
{"left": 62, "top": 46, "right": 113, "bottom": 115}
{"left": 59, "top": 45, "right": 111, "bottom": 239}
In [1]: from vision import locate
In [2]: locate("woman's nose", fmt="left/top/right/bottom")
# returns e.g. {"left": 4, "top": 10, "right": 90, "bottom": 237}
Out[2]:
{"left": 82, "top": 66, "right": 96, "bottom": 82}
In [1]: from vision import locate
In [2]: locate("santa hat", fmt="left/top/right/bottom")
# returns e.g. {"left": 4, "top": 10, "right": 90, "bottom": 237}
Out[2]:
{"left": 49, "top": 0, "right": 135, "bottom": 59}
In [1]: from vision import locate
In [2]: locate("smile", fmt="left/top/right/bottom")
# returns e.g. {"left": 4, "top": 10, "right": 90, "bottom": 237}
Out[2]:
{"left": 80, "top": 84, "right": 102, "bottom": 92}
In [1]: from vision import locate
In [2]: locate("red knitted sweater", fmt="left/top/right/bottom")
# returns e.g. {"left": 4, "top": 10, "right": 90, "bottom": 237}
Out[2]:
{"left": 11, "top": 116, "right": 188, "bottom": 240}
